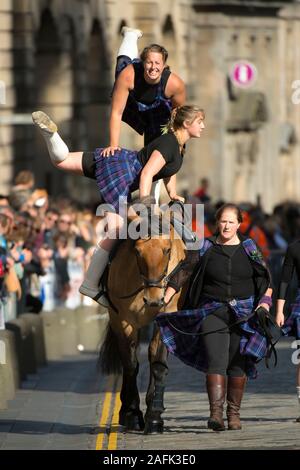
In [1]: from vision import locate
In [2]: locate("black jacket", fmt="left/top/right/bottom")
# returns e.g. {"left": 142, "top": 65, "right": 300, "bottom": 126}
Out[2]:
{"left": 168, "top": 233, "right": 272, "bottom": 309}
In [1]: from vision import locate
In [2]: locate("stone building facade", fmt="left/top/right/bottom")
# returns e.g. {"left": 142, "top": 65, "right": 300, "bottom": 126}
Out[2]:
{"left": 0, "top": 0, "right": 300, "bottom": 211}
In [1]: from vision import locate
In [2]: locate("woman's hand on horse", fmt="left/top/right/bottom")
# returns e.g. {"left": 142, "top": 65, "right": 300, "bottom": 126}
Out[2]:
{"left": 164, "top": 286, "right": 177, "bottom": 305}
{"left": 170, "top": 195, "right": 185, "bottom": 203}
{"left": 101, "top": 146, "right": 121, "bottom": 157}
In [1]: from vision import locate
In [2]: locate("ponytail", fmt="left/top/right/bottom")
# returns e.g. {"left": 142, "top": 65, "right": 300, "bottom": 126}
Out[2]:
{"left": 161, "top": 105, "right": 205, "bottom": 135}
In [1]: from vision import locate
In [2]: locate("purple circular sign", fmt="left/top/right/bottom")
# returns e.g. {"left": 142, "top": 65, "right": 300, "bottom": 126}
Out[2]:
{"left": 230, "top": 61, "right": 257, "bottom": 88}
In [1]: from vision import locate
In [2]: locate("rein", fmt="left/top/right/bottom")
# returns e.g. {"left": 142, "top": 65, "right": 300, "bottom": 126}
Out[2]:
{"left": 117, "top": 255, "right": 179, "bottom": 300}
{"left": 165, "top": 310, "right": 257, "bottom": 337}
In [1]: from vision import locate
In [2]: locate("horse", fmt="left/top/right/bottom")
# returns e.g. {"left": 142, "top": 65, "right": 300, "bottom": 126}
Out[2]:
{"left": 99, "top": 209, "right": 187, "bottom": 434}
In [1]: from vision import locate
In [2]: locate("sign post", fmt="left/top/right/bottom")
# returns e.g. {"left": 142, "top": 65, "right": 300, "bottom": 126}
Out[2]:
{"left": 230, "top": 61, "right": 257, "bottom": 88}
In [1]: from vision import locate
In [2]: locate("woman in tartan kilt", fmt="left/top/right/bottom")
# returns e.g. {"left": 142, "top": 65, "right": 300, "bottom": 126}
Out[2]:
{"left": 156, "top": 203, "right": 273, "bottom": 431}
{"left": 32, "top": 105, "right": 205, "bottom": 306}
{"left": 276, "top": 242, "right": 300, "bottom": 422}
{"left": 102, "top": 27, "right": 186, "bottom": 155}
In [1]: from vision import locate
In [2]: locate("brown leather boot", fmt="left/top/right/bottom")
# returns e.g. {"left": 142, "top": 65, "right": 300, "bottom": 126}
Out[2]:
{"left": 226, "top": 376, "right": 247, "bottom": 430}
{"left": 206, "top": 374, "right": 226, "bottom": 431}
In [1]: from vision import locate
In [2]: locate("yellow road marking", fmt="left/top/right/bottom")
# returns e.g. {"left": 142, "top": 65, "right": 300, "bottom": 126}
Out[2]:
{"left": 95, "top": 375, "right": 114, "bottom": 450}
{"left": 108, "top": 378, "right": 122, "bottom": 450}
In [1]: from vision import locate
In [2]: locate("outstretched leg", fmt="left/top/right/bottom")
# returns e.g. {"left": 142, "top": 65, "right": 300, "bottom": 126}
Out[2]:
{"left": 32, "top": 111, "right": 124, "bottom": 306}
{"left": 117, "top": 27, "right": 143, "bottom": 60}
{"left": 32, "top": 111, "right": 84, "bottom": 174}
{"left": 145, "top": 325, "right": 168, "bottom": 434}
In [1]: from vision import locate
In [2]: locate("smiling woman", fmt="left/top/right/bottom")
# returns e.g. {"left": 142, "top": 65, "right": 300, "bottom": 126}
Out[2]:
{"left": 32, "top": 105, "right": 205, "bottom": 307}
{"left": 102, "top": 32, "right": 186, "bottom": 158}
{"left": 102, "top": 29, "right": 187, "bottom": 208}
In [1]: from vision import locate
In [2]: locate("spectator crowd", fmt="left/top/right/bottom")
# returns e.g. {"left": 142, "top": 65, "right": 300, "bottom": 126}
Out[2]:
{"left": 0, "top": 171, "right": 299, "bottom": 326}
{"left": 0, "top": 170, "right": 101, "bottom": 327}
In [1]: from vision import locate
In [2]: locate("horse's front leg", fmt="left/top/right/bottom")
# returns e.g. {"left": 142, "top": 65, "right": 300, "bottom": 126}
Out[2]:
{"left": 118, "top": 333, "right": 145, "bottom": 431}
{"left": 144, "top": 325, "right": 168, "bottom": 434}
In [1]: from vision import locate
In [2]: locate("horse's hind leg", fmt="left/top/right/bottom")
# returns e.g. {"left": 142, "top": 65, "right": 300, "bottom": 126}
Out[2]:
{"left": 118, "top": 336, "right": 145, "bottom": 431}
{"left": 144, "top": 325, "right": 168, "bottom": 434}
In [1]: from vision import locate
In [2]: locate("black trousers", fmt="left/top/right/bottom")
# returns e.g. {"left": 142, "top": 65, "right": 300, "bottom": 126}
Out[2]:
{"left": 201, "top": 306, "right": 247, "bottom": 377}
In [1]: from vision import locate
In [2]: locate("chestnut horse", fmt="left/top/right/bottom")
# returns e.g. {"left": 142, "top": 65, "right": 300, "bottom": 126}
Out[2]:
{"left": 99, "top": 211, "right": 187, "bottom": 434}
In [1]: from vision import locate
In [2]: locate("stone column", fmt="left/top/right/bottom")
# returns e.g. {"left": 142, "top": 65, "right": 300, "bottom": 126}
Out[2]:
{"left": 0, "top": 0, "right": 14, "bottom": 194}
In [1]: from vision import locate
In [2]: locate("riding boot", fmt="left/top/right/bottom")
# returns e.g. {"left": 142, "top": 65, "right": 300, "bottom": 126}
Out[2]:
{"left": 79, "top": 246, "right": 110, "bottom": 307}
{"left": 226, "top": 376, "right": 247, "bottom": 430}
{"left": 206, "top": 374, "right": 226, "bottom": 431}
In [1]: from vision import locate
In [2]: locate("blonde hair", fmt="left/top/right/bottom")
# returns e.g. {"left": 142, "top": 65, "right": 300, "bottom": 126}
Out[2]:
{"left": 162, "top": 105, "right": 205, "bottom": 134}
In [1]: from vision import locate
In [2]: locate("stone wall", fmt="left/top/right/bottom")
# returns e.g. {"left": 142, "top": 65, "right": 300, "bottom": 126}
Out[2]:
{"left": 0, "top": 0, "right": 299, "bottom": 211}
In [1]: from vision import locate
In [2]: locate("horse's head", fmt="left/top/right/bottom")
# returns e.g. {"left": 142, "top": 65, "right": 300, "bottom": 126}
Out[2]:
{"left": 131, "top": 209, "right": 175, "bottom": 308}
{"left": 134, "top": 234, "right": 172, "bottom": 308}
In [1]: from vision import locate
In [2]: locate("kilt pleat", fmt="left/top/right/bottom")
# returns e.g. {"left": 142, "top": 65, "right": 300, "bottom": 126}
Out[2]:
{"left": 94, "top": 148, "right": 142, "bottom": 212}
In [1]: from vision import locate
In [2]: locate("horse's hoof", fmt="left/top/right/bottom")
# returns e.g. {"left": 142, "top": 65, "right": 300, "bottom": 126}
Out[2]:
{"left": 119, "top": 411, "right": 145, "bottom": 431}
{"left": 144, "top": 420, "right": 164, "bottom": 434}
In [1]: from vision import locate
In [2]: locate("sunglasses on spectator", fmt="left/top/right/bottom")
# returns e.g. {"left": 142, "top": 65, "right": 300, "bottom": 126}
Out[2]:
{"left": 46, "top": 215, "right": 57, "bottom": 222}
{"left": 59, "top": 219, "right": 72, "bottom": 225}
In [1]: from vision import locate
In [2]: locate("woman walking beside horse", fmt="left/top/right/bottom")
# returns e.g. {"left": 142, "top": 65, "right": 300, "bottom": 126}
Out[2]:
{"left": 157, "top": 203, "right": 273, "bottom": 431}
{"left": 32, "top": 105, "right": 205, "bottom": 306}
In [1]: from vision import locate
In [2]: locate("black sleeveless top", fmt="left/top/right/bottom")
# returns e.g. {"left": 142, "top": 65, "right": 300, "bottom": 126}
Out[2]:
{"left": 131, "top": 62, "right": 171, "bottom": 104}
{"left": 121, "top": 60, "right": 173, "bottom": 145}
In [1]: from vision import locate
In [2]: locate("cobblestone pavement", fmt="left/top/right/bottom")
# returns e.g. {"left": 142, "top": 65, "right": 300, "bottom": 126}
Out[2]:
{"left": 0, "top": 339, "right": 299, "bottom": 450}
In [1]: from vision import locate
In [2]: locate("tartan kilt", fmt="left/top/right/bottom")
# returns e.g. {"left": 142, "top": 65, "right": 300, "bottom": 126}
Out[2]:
{"left": 156, "top": 296, "right": 270, "bottom": 379}
{"left": 281, "top": 289, "right": 300, "bottom": 339}
{"left": 94, "top": 148, "right": 142, "bottom": 212}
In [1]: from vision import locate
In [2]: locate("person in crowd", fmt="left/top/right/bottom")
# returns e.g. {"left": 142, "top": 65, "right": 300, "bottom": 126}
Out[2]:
{"left": 52, "top": 233, "right": 71, "bottom": 304}
{"left": 8, "top": 215, "right": 43, "bottom": 314}
{"left": 276, "top": 241, "right": 300, "bottom": 423}
{"left": 43, "top": 208, "right": 59, "bottom": 247}
{"left": 12, "top": 170, "right": 35, "bottom": 192}
{"left": 32, "top": 105, "right": 205, "bottom": 305}
{"left": 193, "top": 177, "right": 211, "bottom": 204}
{"left": 37, "top": 243, "right": 57, "bottom": 312}
{"left": 157, "top": 203, "right": 273, "bottom": 431}
{"left": 239, "top": 209, "right": 270, "bottom": 259}
{"left": 0, "top": 195, "right": 9, "bottom": 208}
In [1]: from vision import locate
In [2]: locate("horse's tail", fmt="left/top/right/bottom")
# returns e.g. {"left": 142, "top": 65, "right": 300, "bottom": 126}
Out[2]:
{"left": 98, "top": 325, "right": 123, "bottom": 375}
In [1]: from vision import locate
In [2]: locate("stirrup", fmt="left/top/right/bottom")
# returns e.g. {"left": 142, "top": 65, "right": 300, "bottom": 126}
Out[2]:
{"left": 79, "top": 284, "right": 109, "bottom": 308}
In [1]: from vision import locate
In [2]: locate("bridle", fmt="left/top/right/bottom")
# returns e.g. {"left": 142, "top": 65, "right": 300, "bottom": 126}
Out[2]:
{"left": 118, "top": 240, "right": 172, "bottom": 300}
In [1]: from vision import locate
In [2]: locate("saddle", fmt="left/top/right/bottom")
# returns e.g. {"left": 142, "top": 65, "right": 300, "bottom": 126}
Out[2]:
{"left": 168, "top": 200, "right": 199, "bottom": 247}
